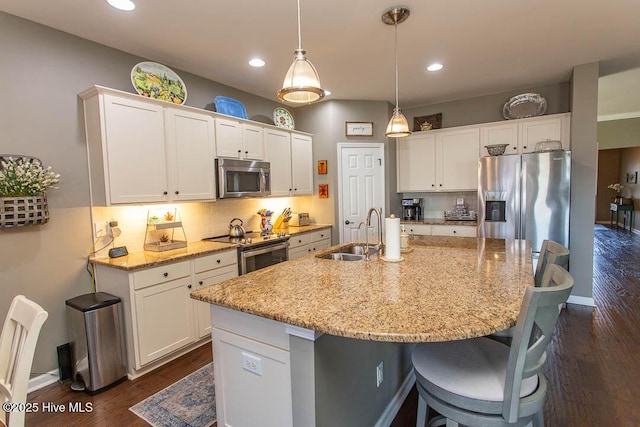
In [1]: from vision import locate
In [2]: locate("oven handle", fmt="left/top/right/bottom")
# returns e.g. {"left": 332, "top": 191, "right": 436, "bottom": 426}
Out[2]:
{"left": 241, "top": 241, "right": 290, "bottom": 259}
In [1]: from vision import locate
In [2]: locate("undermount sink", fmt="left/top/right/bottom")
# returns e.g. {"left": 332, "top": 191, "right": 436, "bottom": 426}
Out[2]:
{"left": 315, "top": 244, "right": 379, "bottom": 261}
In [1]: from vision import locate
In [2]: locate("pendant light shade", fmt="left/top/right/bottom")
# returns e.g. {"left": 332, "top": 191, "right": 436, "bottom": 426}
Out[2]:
{"left": 383, "top": 6, "right": 411, "bottom": 138}
{"left": 278, "top": 0, "right": 325, "bottom": 104}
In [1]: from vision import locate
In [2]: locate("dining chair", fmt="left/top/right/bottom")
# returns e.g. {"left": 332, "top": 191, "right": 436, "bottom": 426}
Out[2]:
{"left": 412, "top": 264, "right": 574, "bottom": 427}
{"left": 491, "top": 240, "right": 570, "bottom": 344}
{"left": 0, "top": 295, "right": 48, "bottom": 427}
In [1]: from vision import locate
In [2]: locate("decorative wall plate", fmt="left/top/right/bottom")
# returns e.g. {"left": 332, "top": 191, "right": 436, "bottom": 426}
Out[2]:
{"left": 131, "top": 62, "right": 187, "bottom": 104}
{"left": 503, "top": 93, "right": 547, "bottom": 119}
{"left": 273, "top": 107, "right": 294, "bottom": 129}
{"left": 214, "top": 96, "right": 248, "bottom": 119}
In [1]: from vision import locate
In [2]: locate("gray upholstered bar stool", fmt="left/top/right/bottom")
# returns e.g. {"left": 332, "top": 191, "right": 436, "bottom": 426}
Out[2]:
{"left": 412, "top": 264, "right": 574, "bottom": 427}
{"left": 491, "top": 240, "right": 570, "bottom": 344}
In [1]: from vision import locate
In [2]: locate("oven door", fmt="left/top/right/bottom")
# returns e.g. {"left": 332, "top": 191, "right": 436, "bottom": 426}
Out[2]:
{"left": 240, "top": 241, "right": 289, "bottom": 275}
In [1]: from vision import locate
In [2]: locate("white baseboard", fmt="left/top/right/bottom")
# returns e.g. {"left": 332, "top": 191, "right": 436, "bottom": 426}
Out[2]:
{"left": 374, "top": 370, "right": 416, "bottom": 427}
{"left": 567, "top": 295, "right": 595, "bottom": 307}
{"left": 28, "top": 369, "right": 60, "bottom": 393}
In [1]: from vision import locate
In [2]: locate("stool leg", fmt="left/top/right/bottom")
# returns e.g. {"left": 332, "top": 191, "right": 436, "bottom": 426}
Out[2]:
{"left": 417, "top": 394, "right": 428, "bottom": 427}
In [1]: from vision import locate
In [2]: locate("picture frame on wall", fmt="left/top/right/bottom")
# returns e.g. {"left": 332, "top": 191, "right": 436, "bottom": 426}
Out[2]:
{"left": 317, "top": 160, "right": 327, "bottom": 175}
{"left": 627, "top": 171, "right": 638, "bottom": 184}
{"left": 319, "top": 184, "right": 329, "bottom": 198}
{"left": 345, "top": 121, "right": 374, "bottom": 136}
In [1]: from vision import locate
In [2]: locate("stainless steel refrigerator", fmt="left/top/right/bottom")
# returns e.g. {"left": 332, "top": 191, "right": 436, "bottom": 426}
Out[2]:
{"left": 478, "top": 151, "right": 571, "bottom": 255}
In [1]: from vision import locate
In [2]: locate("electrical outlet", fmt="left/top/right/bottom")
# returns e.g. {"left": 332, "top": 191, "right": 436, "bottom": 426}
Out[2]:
{"left": 242, "top": 352, "right": 262, "bottom": 376}
{"left": 376, "top": 361, "right": 383, "bottom": 387}
{"left": 93, "top": 221, "right": 107, "bottom": 237}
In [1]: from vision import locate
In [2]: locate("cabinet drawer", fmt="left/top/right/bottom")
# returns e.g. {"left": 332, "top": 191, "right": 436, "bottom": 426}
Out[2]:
{"left": 289, "top": 245, "right": 311, "bottom": 260}
{"left": 310, "top": 229, "right": 330, "bottom": 243}
{"left": 405, "top": 224, "right": 431, "bottom": 236}
{"left": 311, "top": 239, "right": 331, "bottom": 252}
{"left": 289, "top": 233, "right": 311, "bottom": 249}
{"left": 194, "top": 250, "right": 238, "bottom": 273}
{"left": 133, "top": 260, "right": 191, "bottom": 290}
{"left": 432, "top": 225, "right": 477, "bottom": 237}
{"left": 196, "top": 264, "right": 238, "bottom": 286}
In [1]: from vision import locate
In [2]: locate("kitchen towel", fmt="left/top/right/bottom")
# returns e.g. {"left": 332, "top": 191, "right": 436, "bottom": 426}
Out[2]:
{"left": 385, "top": 216, "right": 401, "bottom": 260}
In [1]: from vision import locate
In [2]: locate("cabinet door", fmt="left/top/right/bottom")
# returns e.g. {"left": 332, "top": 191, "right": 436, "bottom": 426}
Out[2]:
{"left": 397, "top": 134, "right": 437, "bottom": 191}
{"left": 194, "top": 265, "right": 238, "bottom": 339}
{"left": 291, "top": 134, "right": 313, "bottom": 195}
{"left": 480, "top": 122, "right": 518, "bottom": 156}
{"left": 242, "top": 124, "right": 265, "bottom": 160}
{"left": 103, "top": 94, "right": 168, "bottom": 204}
{"left": 166, "top": 108, "right": 216, "bottom": 201}
{"left": 215, "top": 118, "right": 243, "bottom": 158}
{"left": 519, "top": 117, "right": 562, "bottom": 154}
{"left": 437, "top": 128, "right": 479, "bottom": 191}
{"left": 134, "top": 276, "right": 195, "bottom": 366}
{"left": 265, "top": 129, "right": 293, "bottom": 197}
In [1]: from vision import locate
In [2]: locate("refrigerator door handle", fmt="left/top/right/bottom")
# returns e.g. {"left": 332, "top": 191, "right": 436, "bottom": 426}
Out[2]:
{"left": 520, "top": 160, "right": 526, "bottom": 240}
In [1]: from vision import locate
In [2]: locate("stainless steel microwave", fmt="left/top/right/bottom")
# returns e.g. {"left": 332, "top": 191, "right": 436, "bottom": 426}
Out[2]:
{"left": 216, "top": 158, "right": 271, "bottom": 198}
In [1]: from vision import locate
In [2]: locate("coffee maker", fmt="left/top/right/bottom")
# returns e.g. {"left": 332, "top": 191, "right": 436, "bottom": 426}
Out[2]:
{"left": 402, "top": 198, "right": 422, "bottom": 221}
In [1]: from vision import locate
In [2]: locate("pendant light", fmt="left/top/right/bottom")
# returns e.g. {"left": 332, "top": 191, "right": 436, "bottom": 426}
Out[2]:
{"left": 278, "top": 0, "right": 325, "bottom": 104}
{"left": 382, "top": 6, "right": 411, "bottom": 138}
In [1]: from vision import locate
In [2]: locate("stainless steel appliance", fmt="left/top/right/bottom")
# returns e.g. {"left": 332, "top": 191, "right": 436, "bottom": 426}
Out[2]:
{"left": 204, "top": 231, "right": 289, "bottom": 275}
{"left": 216, "top": 158, "right": 270, "bottom": 198}
{"left": 478, "top": 151, "right": 571, "bottom": 255}
{"left": 402, "top": 198, "right": 422, "bottom": 221}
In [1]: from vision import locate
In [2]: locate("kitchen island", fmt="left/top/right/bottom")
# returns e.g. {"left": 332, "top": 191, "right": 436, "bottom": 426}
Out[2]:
{"left": 191, "top": 236, "right": 533, "bottom": 426}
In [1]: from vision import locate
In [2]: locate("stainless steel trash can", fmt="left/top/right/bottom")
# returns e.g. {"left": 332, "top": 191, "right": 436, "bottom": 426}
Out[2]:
{"left": 66, "top": 292, "right": 127, "bottom": 394}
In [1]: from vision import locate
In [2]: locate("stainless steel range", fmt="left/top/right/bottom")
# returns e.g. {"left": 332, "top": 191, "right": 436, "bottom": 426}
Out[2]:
{"left": 203, "top": 232, "right": 290, "bottom": 275}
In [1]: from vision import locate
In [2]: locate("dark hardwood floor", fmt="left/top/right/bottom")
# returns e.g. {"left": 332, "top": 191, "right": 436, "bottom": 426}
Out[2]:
{"left": 25, "top": 224, "right": 640, "bottom": 426}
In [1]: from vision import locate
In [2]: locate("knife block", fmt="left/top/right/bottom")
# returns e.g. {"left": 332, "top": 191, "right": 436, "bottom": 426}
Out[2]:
{"left": 273, "top": 215, "right": 288, "bottom": 230}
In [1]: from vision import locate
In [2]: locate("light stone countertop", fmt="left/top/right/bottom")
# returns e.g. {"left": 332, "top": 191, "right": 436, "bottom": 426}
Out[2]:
{"left": 88, "top": 224, "right": 333, "bottom": 271}
{"left": 190, "top": 236, "right": 534, "bottom": 343}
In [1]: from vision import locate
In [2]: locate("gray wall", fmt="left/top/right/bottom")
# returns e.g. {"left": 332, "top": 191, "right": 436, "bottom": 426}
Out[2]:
{"left": 598, "top": 117, "right": 640, "bottom": 150}
{"left": 0, "top": 11, "right": 289, "bottom": 374}
{"left": 568, "top": 62, "right": 600, "bottom": 301}
{"left": 404, "top": 82, "right": 570, "bottom": 130}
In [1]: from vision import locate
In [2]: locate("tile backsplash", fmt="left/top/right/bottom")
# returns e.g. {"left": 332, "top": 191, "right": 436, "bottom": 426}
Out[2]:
{"left": 402, "top": 191, "right": 477, "bottom": 218}
{"left": 91, "top": 196, "right": 313, "bottom": 257}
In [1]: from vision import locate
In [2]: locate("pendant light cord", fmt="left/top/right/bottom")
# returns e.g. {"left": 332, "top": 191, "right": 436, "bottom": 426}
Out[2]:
{"left": 297, "top": 0, "right": 302, "bottom": 49}
{"left": 394, "top": 21, "right": 399, "bottom": 109}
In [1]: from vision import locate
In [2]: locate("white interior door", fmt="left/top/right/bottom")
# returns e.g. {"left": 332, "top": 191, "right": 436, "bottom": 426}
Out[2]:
{"left": 338, "top": 143, "right": 385, "bottom": 244}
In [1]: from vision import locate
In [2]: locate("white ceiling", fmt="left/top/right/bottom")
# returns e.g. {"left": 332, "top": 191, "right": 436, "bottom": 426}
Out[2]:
{"left": 2, "top": 0, "right": 640, "bottom": 113}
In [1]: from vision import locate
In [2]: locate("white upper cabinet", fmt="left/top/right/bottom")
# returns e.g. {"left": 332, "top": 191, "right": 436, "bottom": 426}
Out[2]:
{"left": 165, "top": 108, "right": 216, "bottom": 201}
{"left": 215, "top": 118, "right": 265, "bottom": 160}
{"left": 397, "top": 133, "right": 436, "bottom": 191}
{"left": 81, "top": 87, "right": 217, "bottom": 205}
{"left": 397, "top": 127, "right": 478, "bottom": 192}
{"left": 265, "top": 129, "right": 313, "bottom": 197}
{"left": 480, "top": 113, "right": 571, "bottom": 156}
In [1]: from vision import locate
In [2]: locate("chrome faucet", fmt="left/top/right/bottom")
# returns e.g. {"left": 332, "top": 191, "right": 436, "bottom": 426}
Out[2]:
{"left": 358, "top": 221, "right": 371, "bottom": 260}
{"left": 366, "top": 207, "right": 383, "bottom": 252}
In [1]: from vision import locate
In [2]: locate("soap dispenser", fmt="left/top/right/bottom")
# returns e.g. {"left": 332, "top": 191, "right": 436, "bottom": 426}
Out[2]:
{"left": 400, "top": 225, "right": 409, "bottom": 251}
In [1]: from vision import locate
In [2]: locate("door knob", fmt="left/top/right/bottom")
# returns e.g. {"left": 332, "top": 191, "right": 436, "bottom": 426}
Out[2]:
{"left": 345, "top": 220, "right": 351, "bottom": 225}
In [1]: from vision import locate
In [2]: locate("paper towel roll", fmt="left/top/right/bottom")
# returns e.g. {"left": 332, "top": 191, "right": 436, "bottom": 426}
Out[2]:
{"left": 385, "top": 216, "right": 401, "bottom": 260}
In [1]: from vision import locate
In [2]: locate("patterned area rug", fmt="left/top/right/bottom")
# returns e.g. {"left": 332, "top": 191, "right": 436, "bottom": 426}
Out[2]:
{"left": 130, "top": 363, "right": 216, "bottom": 427}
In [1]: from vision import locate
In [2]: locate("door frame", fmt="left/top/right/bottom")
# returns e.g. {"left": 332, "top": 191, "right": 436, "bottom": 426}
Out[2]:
{"left": 336, "top": 142, "right": 386, "bottom": 244}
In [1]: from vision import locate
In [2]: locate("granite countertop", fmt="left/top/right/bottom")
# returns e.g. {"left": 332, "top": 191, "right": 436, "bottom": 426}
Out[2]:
{"left": 88, "top": 224, "right": 333, "bottom": 271}
{"left": 401, "top": 218, "right": 477, "bottom": 227}
{"left": 89, "top": 241, "right": 237, "bottom": 271}
{"left": 191, "top": 236, "right": 533, "bottom": 343}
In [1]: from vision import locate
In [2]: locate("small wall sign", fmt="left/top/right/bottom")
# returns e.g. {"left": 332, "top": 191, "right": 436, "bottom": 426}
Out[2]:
{"left": 317, "top": 160, "right": 327, "bottom": 175}
{"left": 345, "top": 121, "right": 374, "bottom": 136}
{"left": 319, "top": 184, "right": 329, "bottom": 198}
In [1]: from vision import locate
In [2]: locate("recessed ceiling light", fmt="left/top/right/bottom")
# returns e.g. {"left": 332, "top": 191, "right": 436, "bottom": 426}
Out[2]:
{"left": 427, "top": 63, "right": 443, "bottom": 72}
{"left": 249, "top": 58, "right": 266, "bottom": 67}
{"left": 107, "top": 0, "right": 135, "bottom": 11}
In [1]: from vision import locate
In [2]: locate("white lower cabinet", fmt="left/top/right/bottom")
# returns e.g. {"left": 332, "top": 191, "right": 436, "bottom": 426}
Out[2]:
{"left": 194, "top": 252, "right": 238, "bottom": 339}
{"left": 405, "top": 224, "right": 477, "bottom": 237}
{"left": 431, "top": 224, "right": 477, "bottom": 237}
{"left": 94, "top": 248, "right": 238, "bottom": 378}
{"left": 288, "top": 228, "right": 332, "bottom": 260}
